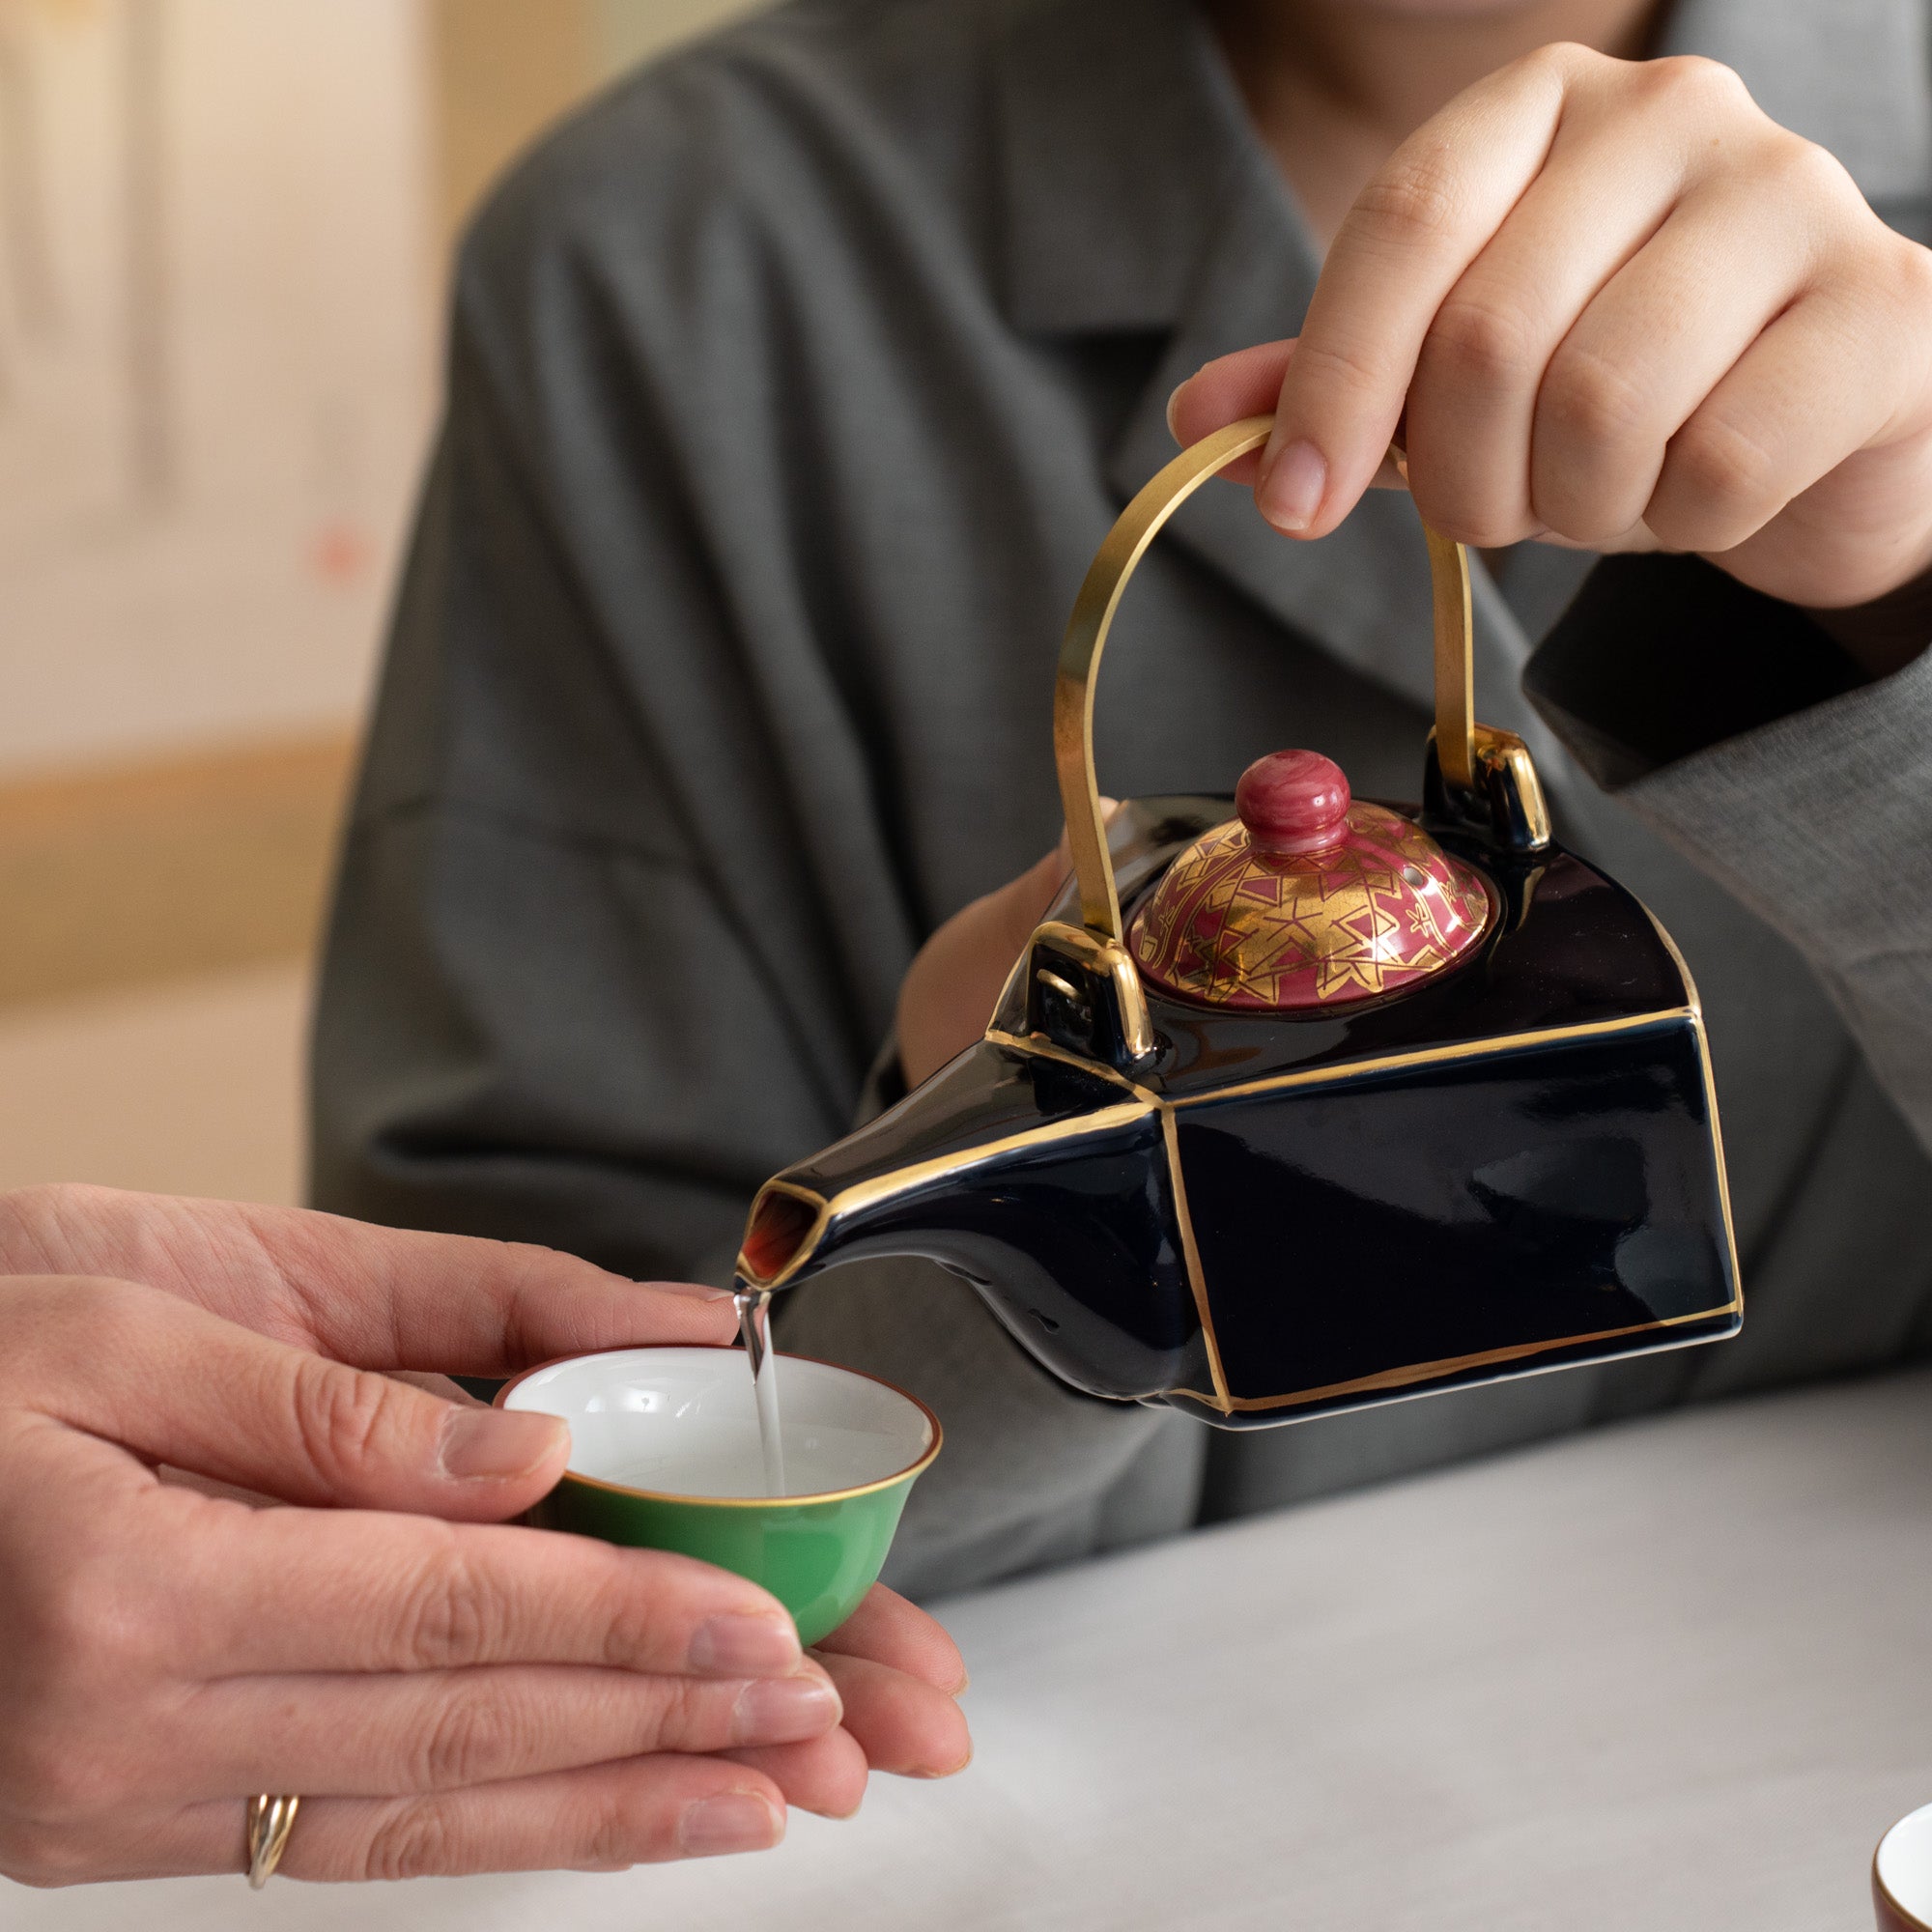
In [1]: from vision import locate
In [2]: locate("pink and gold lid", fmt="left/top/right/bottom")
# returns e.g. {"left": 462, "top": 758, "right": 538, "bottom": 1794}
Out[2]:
{"left": 1127, "top": 750, "right": 1493, "bottom": 1010}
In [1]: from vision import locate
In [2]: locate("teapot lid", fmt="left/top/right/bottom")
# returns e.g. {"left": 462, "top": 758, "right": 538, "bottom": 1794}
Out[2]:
{"left": 1127, "top": 751, "right": 1494, "bottom": 1010}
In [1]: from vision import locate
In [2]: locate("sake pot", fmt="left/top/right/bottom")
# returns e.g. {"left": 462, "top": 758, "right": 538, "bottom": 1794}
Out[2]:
{"left": 735, "top": 417, "right": 1741, "bottom": 1428}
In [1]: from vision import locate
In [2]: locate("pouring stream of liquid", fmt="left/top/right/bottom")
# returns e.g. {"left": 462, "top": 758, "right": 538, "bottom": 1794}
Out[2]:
{"left": 732, "top": 1284, "right": 787, "bottom": 1497}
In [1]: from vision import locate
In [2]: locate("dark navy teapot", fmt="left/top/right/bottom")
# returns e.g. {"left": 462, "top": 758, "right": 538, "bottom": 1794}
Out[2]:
{"left": 736, "top": 417, "right": 1741, "bottom": 1428}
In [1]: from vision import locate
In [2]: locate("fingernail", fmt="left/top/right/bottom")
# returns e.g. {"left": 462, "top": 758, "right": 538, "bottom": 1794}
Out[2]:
{"left": 689, "top": 1612, "right": 801, "bottom": 1677}
{"left": 732, "top": 1672, "right": 842, "bottom": 1746}
{"left": 440, "top": 1407, "right": 566, "bottom": 1481}
{"left": 1258, "top": 437, "right": 1326, "bottom": 533}
{"left": 1165, "top": 383, "right": 1184, "bottom": 440}
{"left": 913, "top": 1743, "right": 975, "bottom": 1779}
{"left": 679, "top": 1792, "right": 784, "bottom": 1857}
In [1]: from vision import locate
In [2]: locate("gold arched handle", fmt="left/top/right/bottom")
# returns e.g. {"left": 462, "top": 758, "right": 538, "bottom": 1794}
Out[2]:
{"left": 1053, "top": 414, "right": 1477, "bottom": 944}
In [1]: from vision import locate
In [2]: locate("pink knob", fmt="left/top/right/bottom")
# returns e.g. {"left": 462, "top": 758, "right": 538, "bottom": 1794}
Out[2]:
{"left": 1236, "top": 750, "right": 1351, "bottom": 855}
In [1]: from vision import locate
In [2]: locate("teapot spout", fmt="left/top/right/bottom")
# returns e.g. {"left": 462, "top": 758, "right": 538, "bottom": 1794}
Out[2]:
{"left": 734, "top": 1037, "right": 1223, "bottom": 1408}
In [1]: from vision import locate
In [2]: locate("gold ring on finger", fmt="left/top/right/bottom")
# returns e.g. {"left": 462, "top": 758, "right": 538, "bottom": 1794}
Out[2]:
{"left": 244, "top": 1793, "right": 300, "bottom": 1889}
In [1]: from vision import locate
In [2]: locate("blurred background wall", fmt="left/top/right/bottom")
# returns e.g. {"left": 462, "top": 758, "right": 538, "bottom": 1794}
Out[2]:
{"left": 0, "top": 0, "right": 753, "bottom": 1206}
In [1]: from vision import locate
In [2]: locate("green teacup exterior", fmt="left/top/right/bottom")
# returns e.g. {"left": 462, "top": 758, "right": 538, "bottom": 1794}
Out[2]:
{"left": 497, "top": 1347, "right": 940, "bottom": 1648}
{"left": 526, "top": 1476, "right": 916, "bottom": 1648}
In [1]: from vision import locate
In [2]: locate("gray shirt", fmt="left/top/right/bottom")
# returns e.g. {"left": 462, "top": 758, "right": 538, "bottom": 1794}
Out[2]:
{"left": 313, "top": 0, "right": 1932, "bottom": 1597}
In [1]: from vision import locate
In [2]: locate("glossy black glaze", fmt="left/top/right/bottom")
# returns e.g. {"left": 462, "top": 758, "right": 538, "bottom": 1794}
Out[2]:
{"left": 1177, "top": 1020, "right": 1737, "bottom": 1421}
{"left": 772, "top": 1045, "right": 1198, "bottom": 1398}
{"left": 747, "top": 794, "right": 1739, "bottom": 1428}
{"left": 810, "top": 1131, "right": 1210, "bottom": 1402}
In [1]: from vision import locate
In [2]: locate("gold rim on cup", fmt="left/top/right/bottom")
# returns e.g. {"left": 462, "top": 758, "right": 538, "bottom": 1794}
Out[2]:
{"left": 493, "top": 1348, "right": 942, "bottom": 1508}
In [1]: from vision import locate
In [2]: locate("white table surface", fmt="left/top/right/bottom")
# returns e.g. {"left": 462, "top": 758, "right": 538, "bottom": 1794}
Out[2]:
{"left": 12, "top": 1368, "right": 1932, "bottom": 1930}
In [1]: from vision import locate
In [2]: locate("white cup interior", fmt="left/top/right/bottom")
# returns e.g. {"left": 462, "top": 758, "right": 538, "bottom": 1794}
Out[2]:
{"left": 1880, "top": 1804, "right": 1932, "bottom": 1922}
{"left": 503, "top": 1347, "right": 933, "bottom": 1501}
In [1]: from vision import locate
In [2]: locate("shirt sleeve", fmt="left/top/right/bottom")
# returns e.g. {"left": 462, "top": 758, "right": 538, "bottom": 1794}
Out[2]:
{"left": 1524, "top": 552, "right": 1932, "bottom": 1157}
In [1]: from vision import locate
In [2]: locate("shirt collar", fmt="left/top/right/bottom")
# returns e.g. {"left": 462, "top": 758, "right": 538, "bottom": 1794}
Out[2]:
{"left": 995, "top": 0, "right": 1251, "bottom": 334}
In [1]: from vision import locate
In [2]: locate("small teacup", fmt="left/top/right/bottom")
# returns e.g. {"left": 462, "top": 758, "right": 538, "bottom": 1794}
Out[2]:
{"left": 1876, "top": 1803, "right": 1932, "bottom": 1931}
{"left": 497, "top": 1346, "right": 940, "bottom": 1646}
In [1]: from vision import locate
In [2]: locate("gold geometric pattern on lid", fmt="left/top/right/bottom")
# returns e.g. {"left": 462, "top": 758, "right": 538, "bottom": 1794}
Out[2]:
{"left": 1128, "top": 801, "right": 1494, "bottom": 1010}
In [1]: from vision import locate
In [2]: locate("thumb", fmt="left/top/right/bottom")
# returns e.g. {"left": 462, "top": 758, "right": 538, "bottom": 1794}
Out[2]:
{"left": 1167, "top": 340, "right": 1297, "bottom": 487}
{"left": 1170, "top": 341, "right": 1409, "bottom": 502}
{"left": 26, "top": 1275, "right": 570, "bottom": 1520}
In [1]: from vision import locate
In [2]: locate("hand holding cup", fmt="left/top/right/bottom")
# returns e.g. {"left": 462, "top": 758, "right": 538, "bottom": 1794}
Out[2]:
{"left": 0, "top": 1184, "right": 969, "bottom": 1885}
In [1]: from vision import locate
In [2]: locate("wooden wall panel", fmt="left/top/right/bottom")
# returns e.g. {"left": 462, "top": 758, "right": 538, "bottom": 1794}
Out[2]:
{"left": 429, "top": 0, "right": 595, "bottom": 245}
{"left": 0, "top": 735, "right": 356, "bottom": 1010}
